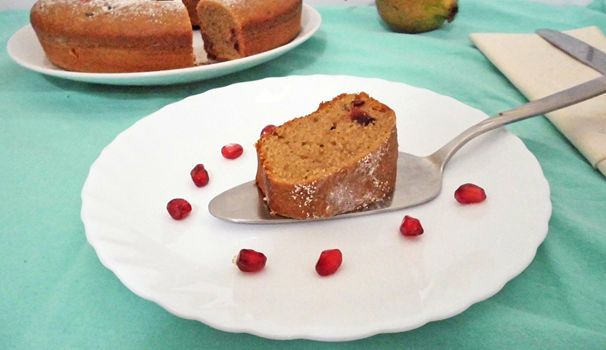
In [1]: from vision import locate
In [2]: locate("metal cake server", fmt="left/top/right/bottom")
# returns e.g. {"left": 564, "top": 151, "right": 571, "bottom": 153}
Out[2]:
{"left": 537, "top": 29, "right": 606, "bottom": 74}
{"left": 209, "top": 74, "right": 606, "bottom": 224}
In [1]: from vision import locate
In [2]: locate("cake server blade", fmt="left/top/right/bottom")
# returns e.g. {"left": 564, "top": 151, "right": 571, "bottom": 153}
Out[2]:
{"left": 208, "top": 151, "right": 440, "bottom": 224}
{"left": 536, "top": 29, "right": 606, "bottom": 74}
{"left": 209, "top": 74, "right": 606, "bottom": 224}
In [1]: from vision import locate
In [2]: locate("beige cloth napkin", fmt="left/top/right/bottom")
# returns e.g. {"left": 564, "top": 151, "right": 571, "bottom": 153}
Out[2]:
{"left": 470, "top": 27, "right": 606, "bottom": 177}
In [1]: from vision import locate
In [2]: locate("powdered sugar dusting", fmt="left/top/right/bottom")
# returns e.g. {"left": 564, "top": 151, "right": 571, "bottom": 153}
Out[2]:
{"left": 34, "top": 0, "right": 185, "bottom": 18}
{"left": 286, "top": 138, "right": 395, "bottom": 218}
{"left": 292, "top": 182, "right": 318, "bottom": 212}
{"left": 324, "top": 143, "right": 391, "bottom": 214}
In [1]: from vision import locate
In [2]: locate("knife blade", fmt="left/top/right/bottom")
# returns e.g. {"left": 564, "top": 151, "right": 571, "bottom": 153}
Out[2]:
{"left": 536, "top": 29, "right": 606, "bottom": 74}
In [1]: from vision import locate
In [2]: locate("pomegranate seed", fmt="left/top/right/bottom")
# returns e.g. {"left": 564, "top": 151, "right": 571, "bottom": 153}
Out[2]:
{"left": 352, "top": 113, "right": 375, "bottom": 126}
{"left": 190, "top": 164, "right": 209, "bottom": 187}
{"left": 315, "top": 249, "right": 343, "bottom": 276}
{"left": 234, "top": 249, "right": 267, "bottom": 272}
{"left": 400, "top": 215, "right": 424, "bottom": 236}
{"left": 166, "top": 198, "right": 192, "bottom": 220}
{"left": 260, "top": 124, "right": 276, "bottom": 136}
{"left": 454, "top": 183, "right": 487, "bottom": 204}
{"left": 221, "top": 143, "right": 243, "bottom": 159}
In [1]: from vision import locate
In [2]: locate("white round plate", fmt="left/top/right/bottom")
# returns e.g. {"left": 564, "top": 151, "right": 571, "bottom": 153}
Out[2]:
{"left": 81, "top": 75, "right": 551, "bottom": 341}
{"left": 6, "top": 4, "right": 320, "bottom": 86}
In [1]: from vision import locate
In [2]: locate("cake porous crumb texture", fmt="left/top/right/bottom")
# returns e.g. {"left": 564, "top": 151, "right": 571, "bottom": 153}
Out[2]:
{"left": 196, "top": 0, "right": 302, "bottom": 61}
{"left": 255, "top": 92, "right": 399, "bottom": 219}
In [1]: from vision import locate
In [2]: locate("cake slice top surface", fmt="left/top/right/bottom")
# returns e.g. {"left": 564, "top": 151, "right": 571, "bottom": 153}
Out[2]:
{"left": 255, "top": 92, "right": 396, "bottom": 184}
{"left": 32, "top": 0, "right": 186, "bottom": 19}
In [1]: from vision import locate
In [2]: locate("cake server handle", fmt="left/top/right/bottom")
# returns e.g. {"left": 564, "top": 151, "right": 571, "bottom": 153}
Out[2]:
{"left": 429, "top": 73, "right": 606, "bottom": 170}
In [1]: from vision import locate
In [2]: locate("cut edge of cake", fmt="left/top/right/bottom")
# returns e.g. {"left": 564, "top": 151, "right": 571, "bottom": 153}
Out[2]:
{"left": 255, "top": 92, "right": 399, "bottom": 219}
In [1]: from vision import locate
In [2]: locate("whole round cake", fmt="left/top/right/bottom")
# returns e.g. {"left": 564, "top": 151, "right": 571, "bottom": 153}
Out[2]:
{"left": 30, "top": 0, "right": 196, "bottom": 73}
{"left": 30, "top": 0, "right": 302, "bottom": 73}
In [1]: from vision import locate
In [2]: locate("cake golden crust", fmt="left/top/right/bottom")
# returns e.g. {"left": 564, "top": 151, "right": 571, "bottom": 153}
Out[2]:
{"left": 30, "top": 0, "right": 195, "bottom": 73}
{"left": 196, "top": 0, "right": 302, "bottom": 61}
{"left": 182, "top": 0, "right": 200, "bottom": 27}
{"left": 255, "top": 93, "right": 399, "bottom": 219}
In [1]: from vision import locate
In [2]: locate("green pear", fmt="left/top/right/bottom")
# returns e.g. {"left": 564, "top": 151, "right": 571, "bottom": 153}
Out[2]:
{"left": 376, "top": 0, "right": 458, "bottom": 34}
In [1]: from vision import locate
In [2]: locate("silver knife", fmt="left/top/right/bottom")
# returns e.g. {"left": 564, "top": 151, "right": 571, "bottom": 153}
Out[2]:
{"left": 536, "top": 29, "right": 606, "bottom": 74}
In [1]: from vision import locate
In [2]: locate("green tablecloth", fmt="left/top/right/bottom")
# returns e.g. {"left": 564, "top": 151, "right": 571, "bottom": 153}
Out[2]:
{"left": 2, "top": 0, "right": 605, "bottom": 348}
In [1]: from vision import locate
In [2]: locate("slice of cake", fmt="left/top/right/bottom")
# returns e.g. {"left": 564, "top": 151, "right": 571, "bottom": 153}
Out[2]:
{"left": 196, "top": 0, "right": 302, "bottom": 61}
{"left": 255, "top": 92, "right": 399, "bottom": 219}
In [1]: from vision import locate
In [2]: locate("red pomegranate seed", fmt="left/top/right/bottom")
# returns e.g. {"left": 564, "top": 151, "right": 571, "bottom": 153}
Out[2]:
{"left": 166, "top": 198, "right": 192, "bottom": 220}
{"left": 221, "top": 143, "right": 243, "bottom": 159}
{"left": 454, "top": 183, "right": 487, "bottom": 204}
{"left": 260, "top": 124, "right": 276, "bottom": 136}
{"left": 315, "top": 249, "right": 343, "bottom": 276}
{"left": 234, "top": 249, "right": 267, "bottom": 272}
{"left": 190, "top": 164, "right": 209, "bottom": 187}
{"left": 400, "top": 215, "right": 424, "bottom": 236}
{"left": 350, "top": 112, "right": 375, "bottom": 126}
